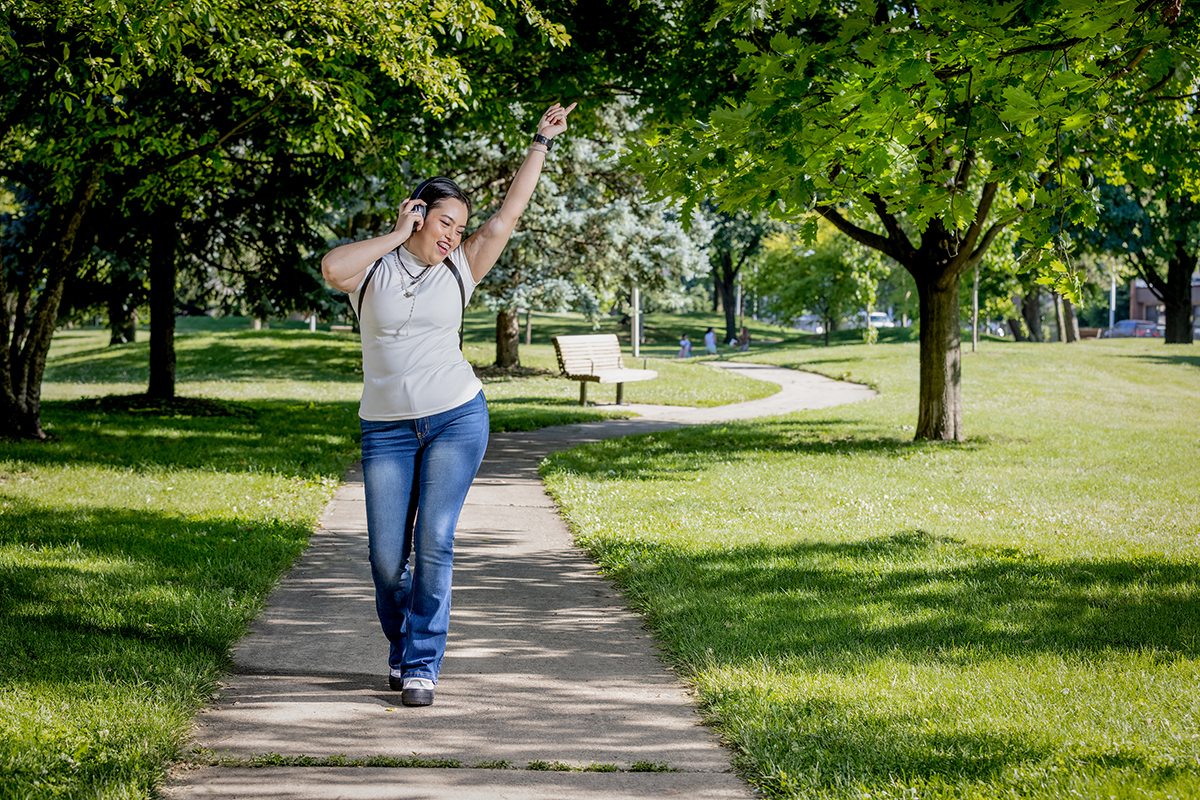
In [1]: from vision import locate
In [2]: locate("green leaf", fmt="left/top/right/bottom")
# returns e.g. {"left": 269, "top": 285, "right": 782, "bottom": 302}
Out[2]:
{"left": 999, "top": 86, "right": 1040, "bottom": 124}
{"left": 1051, "top": 71, "right": 1091, "bottom": 91}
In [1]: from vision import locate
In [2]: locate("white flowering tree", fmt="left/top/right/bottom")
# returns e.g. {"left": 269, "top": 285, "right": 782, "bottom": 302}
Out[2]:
{"left": 464, "top": 106, "right": 711, "bottom": 368}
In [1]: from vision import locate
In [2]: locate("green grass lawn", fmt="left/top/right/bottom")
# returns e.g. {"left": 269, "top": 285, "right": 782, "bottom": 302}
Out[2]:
{"left": 44, "top": 313, "right": 777, "bottom": 426}
{"left": 0, "top": 315, "right": 772, "bottom": 799}
{"left": 11, "top": 316, "right": 1195, "bottom": 799}
{"left": 541, "top": 338, "right": 1200, "bottom": 799}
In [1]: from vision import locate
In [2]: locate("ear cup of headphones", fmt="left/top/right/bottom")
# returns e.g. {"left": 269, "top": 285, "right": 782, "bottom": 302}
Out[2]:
{"left": 409, "top": 178, "right": 433, "bottom": 229}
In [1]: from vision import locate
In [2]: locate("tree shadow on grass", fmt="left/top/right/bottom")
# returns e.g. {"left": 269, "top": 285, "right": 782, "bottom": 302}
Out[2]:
{"left": 45, "top": 331, "right": 363, "bottom": 386}
{"left": 546, "top": 418, "right": 978, "bottom": 482}
{"left": 0, "top": 502, "right": 313, "bottom": 687}
{"left": 24, "top": 398, "right": 362, "bottom": 478}
{"left": 636, "top": 532, "right": 1200, "bottom": 664}
{"left": 1119, "top": 352, "right": 1200, "bottom": 371}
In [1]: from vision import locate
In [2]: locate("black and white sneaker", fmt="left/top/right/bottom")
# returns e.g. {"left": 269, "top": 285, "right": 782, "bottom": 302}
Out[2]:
{"left": 401, "top": 677, "right": 435, "bottom": 706}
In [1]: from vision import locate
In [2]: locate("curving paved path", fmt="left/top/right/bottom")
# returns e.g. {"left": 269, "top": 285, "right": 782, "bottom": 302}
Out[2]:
{"left": 166, "top": 364, "right": 874, "bottom": 799}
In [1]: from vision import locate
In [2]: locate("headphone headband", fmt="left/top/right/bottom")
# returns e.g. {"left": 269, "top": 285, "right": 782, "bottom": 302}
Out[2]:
{"left": 411, "top": 176, "right": 446, "bottom": 200}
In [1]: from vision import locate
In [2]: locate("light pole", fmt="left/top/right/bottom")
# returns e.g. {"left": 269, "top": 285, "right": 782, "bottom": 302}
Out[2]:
{"left": 630, "top": 285, "right": 641, "bottom": 358}
{"left": 1109, "top": 269, "right": 1117, "bottom": 330}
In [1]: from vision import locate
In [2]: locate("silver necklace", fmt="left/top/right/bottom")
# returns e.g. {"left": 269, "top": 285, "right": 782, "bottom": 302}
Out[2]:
{"left": 396, "top": 262, "right": 435, "bottom": 335}
{"left": 400, "top": 260, "right": 431, "bottom": 280}
{"left": 400, "top": 263, "right": 433, "bottom": 298}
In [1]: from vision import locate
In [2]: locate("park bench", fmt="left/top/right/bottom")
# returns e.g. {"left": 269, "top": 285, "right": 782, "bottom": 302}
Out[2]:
{"left": 551, "top": 334, "right": 657, "bottom": 406}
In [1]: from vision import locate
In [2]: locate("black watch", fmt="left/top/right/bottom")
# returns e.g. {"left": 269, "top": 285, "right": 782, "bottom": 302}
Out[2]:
{"left": 532, "top": 133, "right": 553, "bottom": 149}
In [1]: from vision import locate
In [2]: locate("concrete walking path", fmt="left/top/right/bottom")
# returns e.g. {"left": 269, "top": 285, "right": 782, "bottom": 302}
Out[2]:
{"left": 166, "top": 364, "right": 875, "bottom": 799}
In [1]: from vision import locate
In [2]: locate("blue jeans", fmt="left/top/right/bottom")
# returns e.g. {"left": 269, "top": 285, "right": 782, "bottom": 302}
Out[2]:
{"left": 360, "top": 391, "right": 489, "bottom": 682}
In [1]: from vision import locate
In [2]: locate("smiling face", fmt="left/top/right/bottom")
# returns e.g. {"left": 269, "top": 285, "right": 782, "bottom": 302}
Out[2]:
{"left": 407, "top": 199, "right": 469, "bottom": 265}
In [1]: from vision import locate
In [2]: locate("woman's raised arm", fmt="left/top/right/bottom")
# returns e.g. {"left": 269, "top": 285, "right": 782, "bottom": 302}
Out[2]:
{"left": 462, "top": 102, "right": 576, "bottom": 283}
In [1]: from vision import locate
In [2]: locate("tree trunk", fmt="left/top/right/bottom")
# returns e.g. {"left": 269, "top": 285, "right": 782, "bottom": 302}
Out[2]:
{"left": 1007, "top": 295, "right": 1028, "bottom": 341}
{"left": 1052, "top": 292, "right": 1066, "bottom": 342}
{"left": 714, "top": 253, "right": 738, "bottom": 344}
{"left": 0, "top": 165, "right": 102, "bottom": 439}
{"left": 719, "top": 284, "right": 737, "bottom": 345}
{"left": 817, "top": 193, "right": 1001, "bottom": 443}
{"left": 108, "top": 272, "right": 139, "bottom": 345}
{"left": 1021, "top": 289, "right": 1043, "bottom": 342}
{"left": 524, "top": 309, "right": 533, "bottom": 346}
{"left": 148, "top": 206, "right": 179, "bottom": 399}
{"left": 494, "top": 309, "right": 520, "bottom": 368}
{"left": 914, "top": 270, "right": 964, "bottom": 442}
{"left": 1006, "top": 318, "right": 1027, "bottom": 341}
{"left": 1062, "top": 296, "right": 1081, "bottom": 343}
{"left": 1161, "top": 246, "right": 1197, "bottom": 345}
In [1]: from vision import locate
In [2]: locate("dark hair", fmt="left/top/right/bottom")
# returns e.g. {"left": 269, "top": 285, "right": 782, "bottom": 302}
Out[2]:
{"left": 413, "top": 176, "right": 472, "bottom": 220}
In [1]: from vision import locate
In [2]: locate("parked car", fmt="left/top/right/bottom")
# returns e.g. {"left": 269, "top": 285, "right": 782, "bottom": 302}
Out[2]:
{"left": 1101, "top": 320, "right": 1164, "bottom": 338}
{"left": 847, "top": 311, "right": 895, "bottom": 329}
{"left": 794, "top": 314, "right": 825, "bottom": 334}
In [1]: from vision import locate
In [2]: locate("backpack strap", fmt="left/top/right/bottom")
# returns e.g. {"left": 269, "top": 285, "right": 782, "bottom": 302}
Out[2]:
{"left": 353, "top": 249, "right": 393, "bottom": 320}
{"left": 443, "top": 256, "right": 467, "bottom": 350}
{"left": 354, "top": 252, "right": 468, "bottom": 351}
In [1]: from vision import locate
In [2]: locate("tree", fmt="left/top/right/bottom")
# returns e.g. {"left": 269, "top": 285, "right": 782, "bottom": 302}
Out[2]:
{"left": 630, "top": 0, "right": 1189, "bottom": 440}
{"left": 756, "top": 219, "right": 884, "bottom": 346}
{"left": 1079, "top": 8, "right": 1200, "bottom": 345}
{"left": 450, "top": 105, "right": 710, "bottom": 368}
{"left": 705, "top": 205, "right": 780, "bottom": 344}
{"left": 0, "top": 0, "right": 564, "bottom": 438}
{"left": 1079, "top": 179, "right": 1199, "bottom": 344}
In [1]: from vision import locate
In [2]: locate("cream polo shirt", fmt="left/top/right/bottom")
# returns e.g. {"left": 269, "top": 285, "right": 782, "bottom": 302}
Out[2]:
{"left": 350, "top": 244, "right": 482, "bottom": 421}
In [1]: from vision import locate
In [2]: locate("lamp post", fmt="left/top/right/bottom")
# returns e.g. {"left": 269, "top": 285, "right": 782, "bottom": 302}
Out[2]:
{"left": 1109, "top": 270, "right": 1117, "bottom": 330}
{"left": 631, "top": 285, "right": 641, "bottom": 358}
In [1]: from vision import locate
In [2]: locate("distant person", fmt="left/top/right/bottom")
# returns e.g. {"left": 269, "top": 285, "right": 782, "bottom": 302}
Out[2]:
{"left": 703, "top": 326, "right": 718, "bottom": 355}
{"left": 736, "top": 326, "right": 751, "bottom": 351}
{"left": 677, "top": 333, "right": 692, "bottom": 358}
{"left": 321, "top": 102, "right": 576, "bottom": 708}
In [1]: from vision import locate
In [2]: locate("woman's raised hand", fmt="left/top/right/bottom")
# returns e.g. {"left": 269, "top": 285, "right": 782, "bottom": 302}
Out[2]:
{"left": 393, "top": 197, "right": 426, "bottom": 240}
{"left": 537, "top": 102, "right": 577, "bottom": 139}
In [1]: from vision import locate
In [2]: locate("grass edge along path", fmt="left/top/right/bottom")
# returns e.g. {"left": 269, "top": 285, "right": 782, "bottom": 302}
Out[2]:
{"left": 541, "top": 339, "right": 1200, "bottom": 800}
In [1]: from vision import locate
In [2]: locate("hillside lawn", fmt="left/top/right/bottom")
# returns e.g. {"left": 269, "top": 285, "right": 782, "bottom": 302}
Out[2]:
{"left": 1, "top": 310, "right": 1196, "bottom": 798}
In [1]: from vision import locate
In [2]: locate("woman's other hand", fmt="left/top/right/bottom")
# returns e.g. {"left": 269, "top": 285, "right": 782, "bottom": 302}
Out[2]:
{"left": 537, "top": 102, "right": 577, "bottom": 140}
{"left": 321, "top": 198, "right": 425, "bottom": 293}
{"left": 394, "top": 197, "right": 427, "bottom": 240}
